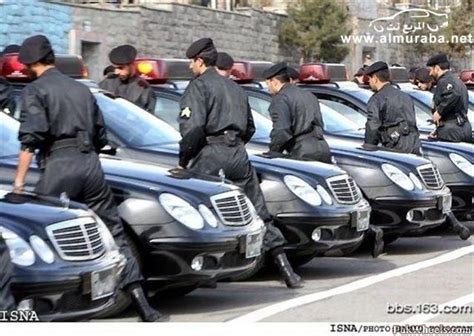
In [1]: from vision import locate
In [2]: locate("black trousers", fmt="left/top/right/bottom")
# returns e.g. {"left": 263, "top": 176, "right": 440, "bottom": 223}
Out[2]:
{"left": 190, "top": 143, "right": 286, "bottom": 251}
{"left": 289, "top": 137, "right": 332, "bottom": 163}
{"left": 0, "top": 236, "right": 15, "bottom": 311}
{"left": 35, "top": 148, "right": 142, "bottom": 289}
{"left": 436, "top": 120, "right": 472, "bottom": 143}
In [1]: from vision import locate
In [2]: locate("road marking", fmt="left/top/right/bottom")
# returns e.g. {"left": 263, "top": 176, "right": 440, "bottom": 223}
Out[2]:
{"left": 403, "top": 293, "right": 474, "bottom": 323}
{"left": 229, "top": 244, "right": 474, "bottom": 323}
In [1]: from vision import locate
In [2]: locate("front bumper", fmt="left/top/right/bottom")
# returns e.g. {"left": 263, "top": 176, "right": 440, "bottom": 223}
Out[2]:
{"left": 144, "top": 229, "right": 263, "bottom": 292}
{"left": 273, "top": 200, "right": 371, "bottom": 258}
{"left": 369, "top": 187, "right": 452, "bottom": 236}
{"left": 10, "top": 251, "right": 123, "bottom": 321}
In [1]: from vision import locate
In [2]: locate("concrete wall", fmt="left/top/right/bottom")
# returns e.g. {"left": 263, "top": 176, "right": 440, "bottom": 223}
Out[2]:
{"left": 0, "top": 0, "right": 72, "bottom": 53}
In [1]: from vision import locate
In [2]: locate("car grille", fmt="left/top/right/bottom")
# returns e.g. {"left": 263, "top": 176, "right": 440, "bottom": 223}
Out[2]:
{"left": 417, "top": 164, "right": 444, "bottom": 189}
{"left": 210, "top": 191, "right": 254, "bottom": 226}
{"left": 326, "top": 175, "right": 361, "bottom": 204}
{"left": 46, "top": 217, "right": 105, "bottom": 261}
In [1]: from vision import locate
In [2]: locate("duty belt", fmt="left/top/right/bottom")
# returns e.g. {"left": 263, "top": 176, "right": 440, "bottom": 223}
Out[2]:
{"left": 294, "top": 128, "right": 320, "bottom": 143}
{"left": 206, "top": 130, "right": 243, "bottom": 146}
{"left": 49, "top": 138, "right": 79, "bottom": 152}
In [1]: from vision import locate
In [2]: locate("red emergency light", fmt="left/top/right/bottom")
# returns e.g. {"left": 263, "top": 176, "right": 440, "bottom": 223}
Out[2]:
{"left": 460, "top": 70, "right": 474, "bottom": 84}
{"left": 299, "top": 64, "right": 331, "bottom": 84}
{"left": 0, "top": 53, "right": 30, "bottom": 81}
{"left": 0, "top": 53, "right": 88, "bottom": 81}
{"left": 230, "top": 61, "right": 254, "bottom": 83}
{"left": 134, "top": 58, "right": 168, "bottom": 84}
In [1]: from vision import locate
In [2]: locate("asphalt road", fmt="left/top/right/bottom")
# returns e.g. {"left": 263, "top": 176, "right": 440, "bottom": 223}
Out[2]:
{"left": 106, "top": 222, "right": 474, "bottom": 323}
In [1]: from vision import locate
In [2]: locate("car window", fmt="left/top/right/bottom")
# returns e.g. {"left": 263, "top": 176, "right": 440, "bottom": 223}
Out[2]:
{"left": 154, "top": 96, "right": 180, "bottom": 130}
{"left": 0, "top": 113, "right": 20, "bottom": 157}
{"left": 95, "top": 94, "right": 181, "bottom": 147}
{"left": 319, "top": 104, "right": 361, "bottom": 133}
{"left": 319, "top": 99, "right": 367, "bottom": 128}
{"left": 249, "top": 95, "right": 271, "bottom": 118}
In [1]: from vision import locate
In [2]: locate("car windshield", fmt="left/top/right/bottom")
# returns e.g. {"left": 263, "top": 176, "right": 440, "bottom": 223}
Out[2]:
{"left": 249, "top": 95, "right": 271, "bottom": 119}
{"left": 0, "top": 113, "right": 21, "bottom": 157}
{"left": 153, "top": 95, "right": 181, "bottom": 130}
{"left": 319, "top": 104, "right": 361, "bottom": 133}
{"left": 95, "top": 94, "right": 181, "bottom": 147}
{"left": 319, "top": 99, "right": 367, "bottom": 128}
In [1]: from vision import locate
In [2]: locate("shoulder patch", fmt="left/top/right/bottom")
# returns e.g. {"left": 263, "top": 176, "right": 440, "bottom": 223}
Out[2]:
{"left": 180, "top": 107, "right": 192, "bottom": 119}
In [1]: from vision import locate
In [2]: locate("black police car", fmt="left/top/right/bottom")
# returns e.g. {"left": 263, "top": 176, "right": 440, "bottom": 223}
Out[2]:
{"left": 0, "top": 111, "right": 263, "bottom": 300}
{"left": 0, "top": 189, "right": 123, "bottom": 321}
{"left": 218, "top": 63, "right": 455, "bottom": 244}
{"left": 286, "top": 64, "right": 472, "bottom": 222}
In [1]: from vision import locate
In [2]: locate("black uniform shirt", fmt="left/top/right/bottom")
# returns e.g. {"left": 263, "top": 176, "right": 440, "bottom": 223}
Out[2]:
{"left": 433, "top": 71, "right": 469, "bottom": 120}
{"left": 18, "top": 68, "right": 107, "bottom": 152}
{"left": 268, "top": 83, "right": 324, "bottom": 153}
{"left": 365, "top": 83, "right": 417, "bottom": 145}
{"left": 178, "top": 67, "right": 255, "bottom": 167}
{"left": 99, "top": 74, "right": 156, "bottom": 113}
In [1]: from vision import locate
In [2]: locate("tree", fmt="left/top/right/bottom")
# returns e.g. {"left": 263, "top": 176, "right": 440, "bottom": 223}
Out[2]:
{"left": 279, "top": 0, "right": 352, "bottom": 64}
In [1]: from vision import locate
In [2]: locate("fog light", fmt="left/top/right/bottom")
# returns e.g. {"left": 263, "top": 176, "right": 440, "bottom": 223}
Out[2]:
{"left": 406, "top": 210, "right": 414, "bottom": 222}
{"left": 191, "top": 256, "right": 204, "bottom": 271}
{"left": 17, "top": 299, "right": 33, "bottom": 311}
{"left": 312, "top": 228, "right": 322, "bottom": 242}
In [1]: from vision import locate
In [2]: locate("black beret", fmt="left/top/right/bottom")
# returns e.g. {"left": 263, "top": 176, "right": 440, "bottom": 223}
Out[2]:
{"left": 354, "top": 67, "right": 365, "bottom": 77}
{"left": 364, "top": 61, "right": 388, "bottom": 76}
{"left": 414, "top": 68, "right": 433, "bottom": 83}
{"left": 426, "top": 53, "right": 448, "bottom": 66}
{"left": 287, "top": 66, "right": 299, "bottom": 80}
{"left": 186, "top": 38, "right": 217, "bottom": 63}
{"left": 263, "top": 62, "right": 288, "bottom": 80}
{"left": 109, "top": 45, "right": 137, "bottom": 65}
{"left": 216, "top": 52, "right": 234, "bottom": 70}
{"left": 2, "top": 44, "right": 20, "bottom": 55}
{"left": 18, "top": 35, "right": 53, "bottom": 65}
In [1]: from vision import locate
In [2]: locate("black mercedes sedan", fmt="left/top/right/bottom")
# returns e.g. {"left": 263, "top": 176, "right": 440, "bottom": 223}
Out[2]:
{"left": 0, "top": 189, "right": 123, "bottom": 321}
{"left": 0, "top": 112, "right": 263, "bottom": 300}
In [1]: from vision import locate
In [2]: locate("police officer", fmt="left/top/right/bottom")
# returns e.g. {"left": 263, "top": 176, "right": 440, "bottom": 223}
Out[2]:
{"left": 426, "top": 54, "right": 472, "bottom": 143}
{"left": 99, "top": 45, "right": 156, "bottom": 113}
{"left": 364, "top": 61, "right": 421, "bottom": 154}
{"left": 287, "top": 66, "right": 299, "bottom": 84}
{"left": 13, "top": 35, "right": 166, "bottom": 322}
{"left": 179, "top": 38, "right": 302, "bottom": 289}
{"left": 216, "top": 52, "right": 234, "bottom": 78}
{"left": 264, "top": 62, "right": 332, "bottom": 163}
{"left": 414, "top": 68, "right": 436, "bottom": 93}
{"left": 0, "top": 234, "right": 15, "bottom": 312}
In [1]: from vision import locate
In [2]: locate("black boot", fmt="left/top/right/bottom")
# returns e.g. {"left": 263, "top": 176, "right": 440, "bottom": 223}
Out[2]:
{"left": 273, "top": 251, "right": 303, "bottom": 289}
{"left": 369, "top": 225, "right": 385, "bottom": 258}
{"left": 447, "top": 212, "right": 471, "bottom": 240}
{"left": 128, "top": 284, "right": 168, "bottom": 322}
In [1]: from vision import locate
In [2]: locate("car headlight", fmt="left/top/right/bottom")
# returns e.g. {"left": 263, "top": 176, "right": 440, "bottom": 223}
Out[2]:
{"left": 198, "top": 204, "right": 218, "bottom": 228}
{"left": 409, "top": 172, "right": 423, "bottom": 190}
{"left": 0, "top": 227, "right": 35, "bottom": 266}
{"left": 91, "top": 212, "right": 119, "bottom": 252}
{"left": 29, "top": 235, "right": 55, "bottom": 264}
{"left": 316, "top": 185, "right": 333, "bottom": 205}
{"left": 284, "top": 175, "right": 322, "bottom": 206}
{"left": 159, "top": 193, "right": 204, "bottom": 230}
{"left": 381, "top": 164, "right": 414, "bottom": 191}
{"left": 449, "top": 153, "right": 474, "bottom": 177}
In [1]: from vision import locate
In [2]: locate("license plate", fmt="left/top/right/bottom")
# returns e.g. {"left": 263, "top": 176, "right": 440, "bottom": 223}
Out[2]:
{"left": 356, "top": 210, "right": 370, "bottom": 232}
{"left": 439, "top": 194, "right": 452, "bottom": 214}
{"left": 91, "top": 267, "right": 117, "bottom": 301}
{"left": 245, "top": 231, "right": 262, "bottom": 259}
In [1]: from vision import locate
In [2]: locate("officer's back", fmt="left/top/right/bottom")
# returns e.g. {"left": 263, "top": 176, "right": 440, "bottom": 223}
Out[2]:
{"left": 190, "top": 67, "right": 250, "bottom": 135}
{"left": 21, "top": 69, "right": 98, "bottom": 142}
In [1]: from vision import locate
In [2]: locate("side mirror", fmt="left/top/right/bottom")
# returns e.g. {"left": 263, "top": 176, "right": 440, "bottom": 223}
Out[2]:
{"left": 100, "top": 145, "right": 117, "bottom": 155}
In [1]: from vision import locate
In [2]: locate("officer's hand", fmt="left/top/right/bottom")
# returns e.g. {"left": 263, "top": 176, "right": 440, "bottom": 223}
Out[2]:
{"left": 176, "top": 165, "right": 186, "bottom": 170}
{"left": 432, "top": 111, "right": 442, "bottom": 126}
{"left": 12, "top": 181, "right": 24, "bottom": 194}
{"left": 428, "top": 130, "right": 438, "bottom": 139}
